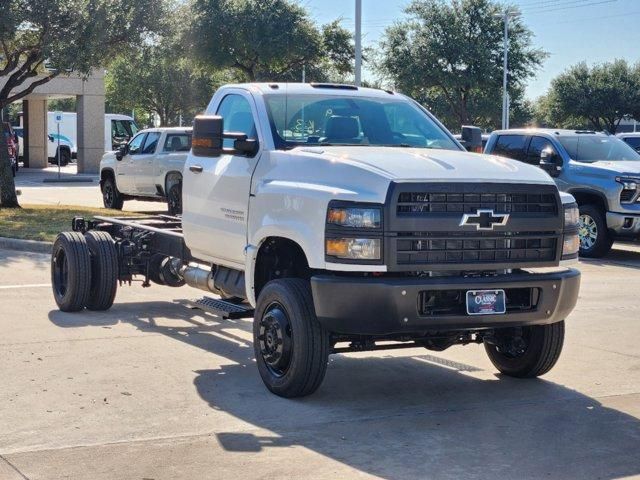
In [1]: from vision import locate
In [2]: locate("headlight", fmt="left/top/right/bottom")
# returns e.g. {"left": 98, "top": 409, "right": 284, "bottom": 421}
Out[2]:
{"left": 563, "top": 203, "right": 579, "bottom": 228}
{"left": 326, "top": 238, "right": 381, "bottom": 260}
{"left": 616, "top": 176, "right": 639, "bottom": 191}
{"left": 327, "top": 206, "right": 381, "bottom": 229}
{"left": 562, "top": 233, "right": 579, "bottom": 258}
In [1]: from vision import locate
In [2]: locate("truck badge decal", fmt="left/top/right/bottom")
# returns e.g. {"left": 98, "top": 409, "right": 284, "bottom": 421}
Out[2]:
{"left": 459, "top": 209, "right": 509, "bottom": 231}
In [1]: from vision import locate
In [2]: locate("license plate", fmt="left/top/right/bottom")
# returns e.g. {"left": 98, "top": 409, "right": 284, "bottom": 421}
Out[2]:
{"left": 466, "top": 289, "right": 506, "bottom": 315}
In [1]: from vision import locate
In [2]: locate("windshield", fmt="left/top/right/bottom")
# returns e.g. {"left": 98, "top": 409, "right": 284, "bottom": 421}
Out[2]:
{"left": 557, "top": 135, "right": 640, "bottom": 162}
{"left": 263, "top": 93, "right": 460, "bottom": 151}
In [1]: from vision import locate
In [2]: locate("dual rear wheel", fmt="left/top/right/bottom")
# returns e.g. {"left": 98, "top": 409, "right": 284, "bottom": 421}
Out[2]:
{"left": 51, "top": 231, "right": 118, "bottom": 312}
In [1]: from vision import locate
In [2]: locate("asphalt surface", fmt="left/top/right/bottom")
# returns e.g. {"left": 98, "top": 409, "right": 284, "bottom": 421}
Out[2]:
{"left": 14, "top": 165, "right": 160, "bottom": 212}
{"left": 1, "top": 244, "right": 639, "bottom": 480}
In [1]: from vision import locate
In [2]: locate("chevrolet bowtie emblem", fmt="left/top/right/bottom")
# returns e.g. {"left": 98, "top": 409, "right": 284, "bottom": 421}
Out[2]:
{"left": 460, "top": 209, "right": 509, "bottom": 230}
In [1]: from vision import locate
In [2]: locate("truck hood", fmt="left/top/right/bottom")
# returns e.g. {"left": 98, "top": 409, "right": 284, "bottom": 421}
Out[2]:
{"left": 573, "top": 160, "right": 640, "bottom": 177}
{"left": 298, "top": 146, "right": 555, "bottom": 184}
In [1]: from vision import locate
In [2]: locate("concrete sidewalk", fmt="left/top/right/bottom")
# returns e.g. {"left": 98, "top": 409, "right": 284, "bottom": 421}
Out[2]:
{"left": 0, "top": 246, "right": 639, "bottom": 479}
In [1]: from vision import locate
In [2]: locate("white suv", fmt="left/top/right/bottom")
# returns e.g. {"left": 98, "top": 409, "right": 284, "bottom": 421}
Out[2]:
{"left": 99, "top": 127, "right": 192, "bottom": 214}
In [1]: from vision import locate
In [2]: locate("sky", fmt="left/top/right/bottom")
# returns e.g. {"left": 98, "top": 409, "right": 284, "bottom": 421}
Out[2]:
{"left": 302, "top": 0, "right": 640, "bottom": 100}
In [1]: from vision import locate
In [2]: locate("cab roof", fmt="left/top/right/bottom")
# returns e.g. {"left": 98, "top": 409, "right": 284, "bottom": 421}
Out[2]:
{"left": 491, "top": 128, "right": 608, "bottom": 137}
{"left": 221, "top": 82, "right": 399, "bottom": 98}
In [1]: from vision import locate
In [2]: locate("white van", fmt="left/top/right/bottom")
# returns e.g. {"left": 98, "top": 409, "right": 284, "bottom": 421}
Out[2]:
{"left": 17, "top": 112, "right": 139, "bottom": 165}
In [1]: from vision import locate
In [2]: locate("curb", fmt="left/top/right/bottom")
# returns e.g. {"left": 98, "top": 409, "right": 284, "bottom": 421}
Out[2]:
{"left": 0, "top": 237, "right": 53, "bottom": 254}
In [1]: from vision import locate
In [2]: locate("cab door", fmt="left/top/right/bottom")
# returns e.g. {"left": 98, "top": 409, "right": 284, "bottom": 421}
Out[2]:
{"left": 134, "top": 131, "right": 161, "bottom": 194}
{"left": 182, "top": 91, "right": 261, "bottom": 267}
{"left": 116, "top": 132, "right": 146, "bottom": 194}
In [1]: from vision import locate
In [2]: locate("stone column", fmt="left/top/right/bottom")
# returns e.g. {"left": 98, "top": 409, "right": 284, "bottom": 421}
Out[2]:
{"left": 25, "top": 99, "right": 48, "bottom": 168}
{"left": 77, "top": 89, "right": 105, "bottom": 174}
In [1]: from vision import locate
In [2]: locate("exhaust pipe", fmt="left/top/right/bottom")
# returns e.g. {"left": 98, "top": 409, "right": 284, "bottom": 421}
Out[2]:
{"left": 181, "top": 264, "right": 221, "bottom": 294}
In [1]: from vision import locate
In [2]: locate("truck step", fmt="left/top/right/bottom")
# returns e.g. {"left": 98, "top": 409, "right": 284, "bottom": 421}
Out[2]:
{"left": 188, "top": 296, "right": 254, "bottom": 319}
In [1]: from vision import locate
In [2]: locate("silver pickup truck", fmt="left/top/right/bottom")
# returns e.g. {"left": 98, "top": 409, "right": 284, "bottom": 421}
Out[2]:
{"left": 485, "top": 129, "right": 640, "bottom": 257}
{"left": 100, "top": 127, "right": 192, "bottom": 215}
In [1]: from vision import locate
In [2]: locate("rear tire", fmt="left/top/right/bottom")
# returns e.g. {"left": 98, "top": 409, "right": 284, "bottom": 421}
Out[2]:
{"left": 485, "top": 321, "right": 565, "bottom": 378}
{"left": 253, "top": 279, "right": 330, "bottom": 398}
{"left": 84, "top": 231, "right": 118, "bottom": 311}
{"left": 51, "top": 232, "right": 92, "bottom": 312}
{"left": 102, "top": 176, "right": 124, "bottom": 210}
{"left": 578, "top": 204, "right": 612, "bottom": 258}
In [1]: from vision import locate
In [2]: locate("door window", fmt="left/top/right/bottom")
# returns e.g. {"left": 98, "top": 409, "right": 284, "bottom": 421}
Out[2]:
{"left": 163, "top": 134, "right": 192, "bottom": 152}
{"left": 216, "top": 94, "right": 257, "bottom": 149}
{"left": 526, "top": 136, "right": 559, "bottom": 165}
{"left": 493, "top": 135, "right": 527, "bottom": 161}
{"left": 142, "top": 132, "right": 161, "bottom": 154}
{"left": 128, "top": 133, "right": 147, "bottom": 155}
{"left": 622, "top": 136, "right": 640, "bottom": 151}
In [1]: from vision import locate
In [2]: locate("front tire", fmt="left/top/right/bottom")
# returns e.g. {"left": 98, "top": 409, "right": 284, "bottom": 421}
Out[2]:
{"left": 167, "top": 182, "right": 182, "bottom": 216}
{"left": 253, "top": 279, "right": 330, "bottom": 398}
{"left": 84, "top": 231, "right": 118, "bottom": 311}
{"left": 51, "top": 232, "right": 92, "bottom": 312}
{"left": 578, "top": 204, "right": 612, "bottom": 258}
{"left": 102, "top": 176, "right": 124, "bottom": 210}
{"left": 485, "top": 321, "right": 565, "bottom": 378}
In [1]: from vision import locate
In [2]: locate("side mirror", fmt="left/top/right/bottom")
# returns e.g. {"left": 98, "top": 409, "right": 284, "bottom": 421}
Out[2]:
{"left": 540, "top": 148, "right": 562, "bottom": 177}
{"left": 48, "top": 134, "right": 54, "bottom": 142}
{"left": 192, "top": 115, "right": 258, "bottom": 157}
{"left": 115, "top": 145, "right": 127, "bottom": 161}
{"left": 460, "top": 125, "right": 483, "bottom": 153}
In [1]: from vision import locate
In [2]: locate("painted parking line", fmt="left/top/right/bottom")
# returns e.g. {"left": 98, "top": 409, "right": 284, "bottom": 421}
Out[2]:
{"left": 0, "top": 283, "right": 50, "bottom": 290}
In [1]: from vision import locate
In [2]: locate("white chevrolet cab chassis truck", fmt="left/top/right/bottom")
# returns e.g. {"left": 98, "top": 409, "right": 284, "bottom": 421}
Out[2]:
{"left": 51, "top": 83, "right": 581, "bottom": 398}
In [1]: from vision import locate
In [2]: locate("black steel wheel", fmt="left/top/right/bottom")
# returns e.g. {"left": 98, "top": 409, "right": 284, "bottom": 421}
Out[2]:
{"left": 167, "top": 183, "right": 182, "bottom": 216}
{"left": 253, "top": 278, "right": 330, "bottom": 398}
{"left": 51, "top": 232, "right": 92, "bottom": 312}
{"left": 84, "top": 231, "right": 118, "bottom": 311}
{"left": 258, "top": 302, "right": 294, "bottom": 378}
{"left": 484, "top": 321, "right": 565, "bottom": 378}
{"left": 102, "top": 177, "right": 124, "bottom": 210}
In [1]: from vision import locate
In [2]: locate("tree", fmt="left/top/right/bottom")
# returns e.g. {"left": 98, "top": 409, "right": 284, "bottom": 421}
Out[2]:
{"left": 0, "top": 0, "right": 164, "bottom": 208}
{"left": 544, "top": 60, "right": 640, "bottom": 133}
{"left": 377, "top": 0, "right": 546, "bottom": 130}
{"left": 190, "top": 0, "right": 354, "bottom": 82}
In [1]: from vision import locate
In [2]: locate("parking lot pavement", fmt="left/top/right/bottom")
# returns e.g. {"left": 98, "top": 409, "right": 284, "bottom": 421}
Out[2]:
{"left": 1, "top": 247, "right": 639, "bottom": 480}
{"left": 14, "top": 166, "right": 160, "bottom": 212}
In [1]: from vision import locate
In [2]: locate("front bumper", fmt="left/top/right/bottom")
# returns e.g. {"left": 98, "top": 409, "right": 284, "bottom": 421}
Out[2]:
{"left": 311, "top": 268, "right": 580, "bottom": 335}
{"left": 607, "top": 212, "right": 640, "bottom": 237}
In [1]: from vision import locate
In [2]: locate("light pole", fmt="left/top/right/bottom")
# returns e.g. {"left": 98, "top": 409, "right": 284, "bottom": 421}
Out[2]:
{"left": 355, "top": 0, "right": 362, "bottom": 86}
{"left": 496, "top": 10, "right": 518, "bottom": 130}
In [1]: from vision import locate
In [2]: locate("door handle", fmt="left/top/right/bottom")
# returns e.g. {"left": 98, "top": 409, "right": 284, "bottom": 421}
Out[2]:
{"left": 189, "top": 165, "right": 203, "bottom": 173}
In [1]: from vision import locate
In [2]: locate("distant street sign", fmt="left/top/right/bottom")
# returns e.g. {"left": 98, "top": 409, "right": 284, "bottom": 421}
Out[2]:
{"left": 53, "top": 111, "right": 63, "bottom": 124}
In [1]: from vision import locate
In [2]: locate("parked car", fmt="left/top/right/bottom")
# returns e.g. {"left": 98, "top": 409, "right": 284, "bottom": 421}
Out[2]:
{"left": 99, "top": 127, "right": 192, "bottom": 215}
{"left": 485, "top": 129, "right": 640, "bottom": 257}
{"left": 55, "top": 83, "right": 581, "bottom": 398}
{"left": 617, "top": 132, "right": 640, "bottom": 152}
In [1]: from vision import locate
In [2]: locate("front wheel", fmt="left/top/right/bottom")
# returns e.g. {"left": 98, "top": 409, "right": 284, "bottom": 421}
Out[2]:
{"left": 578, "top": 204, "right": 612, "bottom": 258}
{"left": 167, "top": 182, "right": 182, "bottom": 216}
{"left": 253, "top": 279, "right": 330, "bottom": 398}
{"left": 484, "top": 321, "right": 565, "bottom": 378}
{"left": 102, "top": 176, "right": 124, "bottom": 210}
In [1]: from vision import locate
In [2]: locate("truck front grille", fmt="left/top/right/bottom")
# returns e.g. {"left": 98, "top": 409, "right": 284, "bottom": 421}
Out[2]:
{"left": 396, "top": 232, "right": 557, "bottom": 265}
{"left": 397, "top": 192, "right": 558, "bottom": 215}
{"left": 387, "top": 182, "right": 563, "bottom": 271}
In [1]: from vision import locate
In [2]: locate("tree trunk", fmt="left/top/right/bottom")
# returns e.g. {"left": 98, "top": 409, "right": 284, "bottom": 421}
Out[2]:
{"left": 0, "top": 123, "right": 20, "bottom": 208}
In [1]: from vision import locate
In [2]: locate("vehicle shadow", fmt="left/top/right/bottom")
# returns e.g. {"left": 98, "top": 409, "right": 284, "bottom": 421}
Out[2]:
{"left": 48, "top": 301, "right": 640, "bottom": 479}
{"left": 580, "top": 245, "right": 640, "bottom": 270}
